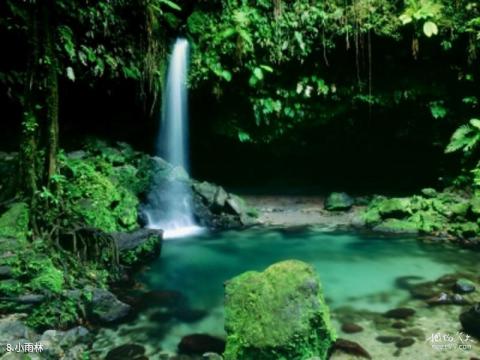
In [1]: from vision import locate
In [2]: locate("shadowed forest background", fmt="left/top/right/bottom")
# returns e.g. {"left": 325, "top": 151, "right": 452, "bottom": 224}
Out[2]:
{"left": 1, "top": 0, "right": 479, "bottom": 195}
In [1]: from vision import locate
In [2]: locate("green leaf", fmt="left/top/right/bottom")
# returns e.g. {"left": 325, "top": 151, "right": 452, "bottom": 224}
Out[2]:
{"left": 429, "top": 102, "right": 447, "bottom": 119}
{"left": 66, "top": 67, "right": 75, "bottom": 82}
{"left": 294, "top": 31, "right": 305, "bottom": 51}
{"left": 260, "top": 65, "right": 273, "bottom": 73}
{"left": 423, "top": 21, "right": 438, "bottom": 37}
{"left": 221, "top": 70, "right": 232, "bottom": 82}
{"left": 445, "top": 125, "right": 475, "bottom": 153}
{"left": 469, "top": 118, "right": 480, "bottom": 130}
{"left": 238, "top": 130, "right": 251, "bottom": 142}
{"left": 399, "top": 14, "right": 412, "bottom": 25}
{"left": 159, "top": 0, "right": 181, "bottom": 11}
{"left": 253, "top": 67, "right": 263, "bottom": 80}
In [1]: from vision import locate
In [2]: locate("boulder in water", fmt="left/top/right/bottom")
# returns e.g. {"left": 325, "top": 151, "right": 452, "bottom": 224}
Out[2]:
{"left": 454, "top": 278, "right": 476, "bottom": 294}
{"left": 178, "top": 334, "right": 226, "bottom": 355}
{"left": 87, "top": 288, "right": 131, "bottom": 323}
{"left": 341, "top": 322, "right": 363, "bottom": 333}
{"left": 324, "top": 192, "right": 353, "bottom": 211}
{"left": 332, "top": 338, "right": 371, "bottom": 359}
{"left": 384, "top": 307, "right": 415, "bottom": 319}
{"left": 223, "top": 260, "right": 335, "bottom": 360}
{"left": 105, "top": 344, "right": 147, "bottom": 360}
{"left": 460, "top": 303, "right": 480, "bottom": 337}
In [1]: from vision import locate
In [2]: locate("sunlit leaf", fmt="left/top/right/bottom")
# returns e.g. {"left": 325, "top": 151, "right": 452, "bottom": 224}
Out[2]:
{"left": 423, "top": 21, "right": 438, "bottom": 37}
{"left": 66, "top": 67, "right": 75, "bottom": 82}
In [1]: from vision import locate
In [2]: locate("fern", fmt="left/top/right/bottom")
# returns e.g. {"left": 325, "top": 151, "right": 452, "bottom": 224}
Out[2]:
{"left": 446, "top": 119, "right": 480, "bottom": 154}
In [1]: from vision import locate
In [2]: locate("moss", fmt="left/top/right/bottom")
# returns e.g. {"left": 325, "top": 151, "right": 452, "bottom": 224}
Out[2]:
{"left": 0, "top": 202, "right": 30, "bottom": 240}
{"left": 362, "top": 206, "right": 381, "bottom": 225}
{"left": 470, "top": 196, "right": 480, "bottom": 216}
{"left": 454, "top": 222, "right": 479, "bottom": 237}
{"left": 0, "top": 279, "right": 22, "bottom": 296}
{"left": 450, "top": 201, "right": 470, "bottom": 219}
{"left": 63, "top": 158, "right": 139, "bottom": 232}
{"left": 377, "top": 198, "right": 411, "bottom": 219}
{"left": 362, "top": 190, "right": 480, "bottom": 238}
{"left": 373, "top": 219, "right": 420, "bottom": 234}
{"left": 120, "top": 234, "right": 161, "bottom": 266}
{"left": 224, "top": 260, "right": 336, "bottom": 360}
{"left": 29, "top": 258, "right": 64, "bottom": 294}
{"left": 27, "top": 297, "right": 79, "bottom": 330}
{"left": 324, "top": 192, "right": 353, "bottom": 211}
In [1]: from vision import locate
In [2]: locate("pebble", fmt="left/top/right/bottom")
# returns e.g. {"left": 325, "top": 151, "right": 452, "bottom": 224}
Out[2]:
{"left": 376, "top": 336, "right": 401, "bottom": 343}
{"left": 341, "top": 322, "right": 363, "bottom": 333}
{"left": 384, "top": 308, "right": 415, "bottom": 319}
{"left": 105, "top": 344, "right": 147, "bottom": 360}
{"left": 391, "top": 322, "right": 406, "bottom": 329}
{"left": 395, "top": 338, "right": 415, "bottom": 348}
{"left": 333, "top": 338, "right": 372, "bottom": 359}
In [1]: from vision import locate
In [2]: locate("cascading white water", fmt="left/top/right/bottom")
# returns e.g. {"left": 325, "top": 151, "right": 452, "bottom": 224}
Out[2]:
{"left": 144, "top": 38, "right": 202, "bottom": 239}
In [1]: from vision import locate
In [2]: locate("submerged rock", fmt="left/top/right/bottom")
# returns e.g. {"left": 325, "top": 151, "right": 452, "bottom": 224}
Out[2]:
{"left": 460, "top": 303, "right": 480, "bottom": 337}
{"left": 383, "top": 307, "right": 415, "bottom": 319}
{"left": 223, "top": 260, "right": 336, "bottom": 360}
{"left": 105, "top": 343, "right": 147, "bottom": 360}
{"left": 88, "top": 288, "right": 131, "bottom": 323}
{"left": 341, "top": 322, "right": 363, "bottom": 333}
{"left": 426, "top": 292, "right": 451, "bottom": 306}
{"left": 454, "top": 278, "right": 476, "bottom": 294}
{"left": 178, "top": 334, "right": 226, "bottom": 356}
{"left": 395, "top": 338, "right": 415, "bottom": 348}
{"left": 332, "top": 338, "right": 371, "bottom": 359}
{"left": 376, "top": 335, "right": 401, "bottom": 343}
{"left": 324, "top": 192, "right": 354, "bottom": 211}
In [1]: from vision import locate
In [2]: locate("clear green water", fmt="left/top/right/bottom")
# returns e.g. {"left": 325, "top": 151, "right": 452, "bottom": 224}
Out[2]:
{"left": 128, "top": 227, "right": 476, "bottom": 354}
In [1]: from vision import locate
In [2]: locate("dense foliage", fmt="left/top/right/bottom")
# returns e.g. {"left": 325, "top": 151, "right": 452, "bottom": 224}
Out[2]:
{"left": 186, "top": 0, "right": 480, "bottom": 143}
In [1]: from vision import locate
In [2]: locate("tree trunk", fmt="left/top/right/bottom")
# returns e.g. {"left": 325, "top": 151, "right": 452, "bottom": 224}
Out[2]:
{"left": 19, "top": 0, "right": 60, "bottom": 236}
{"left": 43, "top": 2, "right": 59, "bottom": 183}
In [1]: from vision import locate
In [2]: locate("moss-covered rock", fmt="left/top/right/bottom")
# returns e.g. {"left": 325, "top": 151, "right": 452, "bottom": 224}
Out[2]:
{"left": 377, "top": 198, "right": 411, "bottom": 219}
{"left": 224, "top": 260, "right": 336, "bottom": 360}
{"left": 372, "top": 219, "right": 419, "bottom": 235}
{"left": 62, "top": 155, "right": 140, "bottom": 233}
{"left": 361, "top": 190, "right": 480, "bottom": 239}
{"left": 0, "top": 203, "right": 29, "bottom": 241}
{"left": 324, "top": 192, "right": 353, "bottom": 211}
{"left": 113, "top": 229, "right": 163, "bottom": 267}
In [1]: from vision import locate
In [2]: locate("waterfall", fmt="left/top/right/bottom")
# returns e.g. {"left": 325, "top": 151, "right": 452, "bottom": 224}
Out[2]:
{"left": 144, "top": 38, "right": 202, "bottom": 239}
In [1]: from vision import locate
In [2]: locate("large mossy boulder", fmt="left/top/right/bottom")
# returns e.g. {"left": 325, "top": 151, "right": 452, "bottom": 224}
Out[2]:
{"left": 62, "top": 144, "right": 143, "bottom": 233}
{"left": 324, "top": 192, "right": 353, "bottom": 211}
{"left": 223, "top": 260, "right": 336, "bottom": 360}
